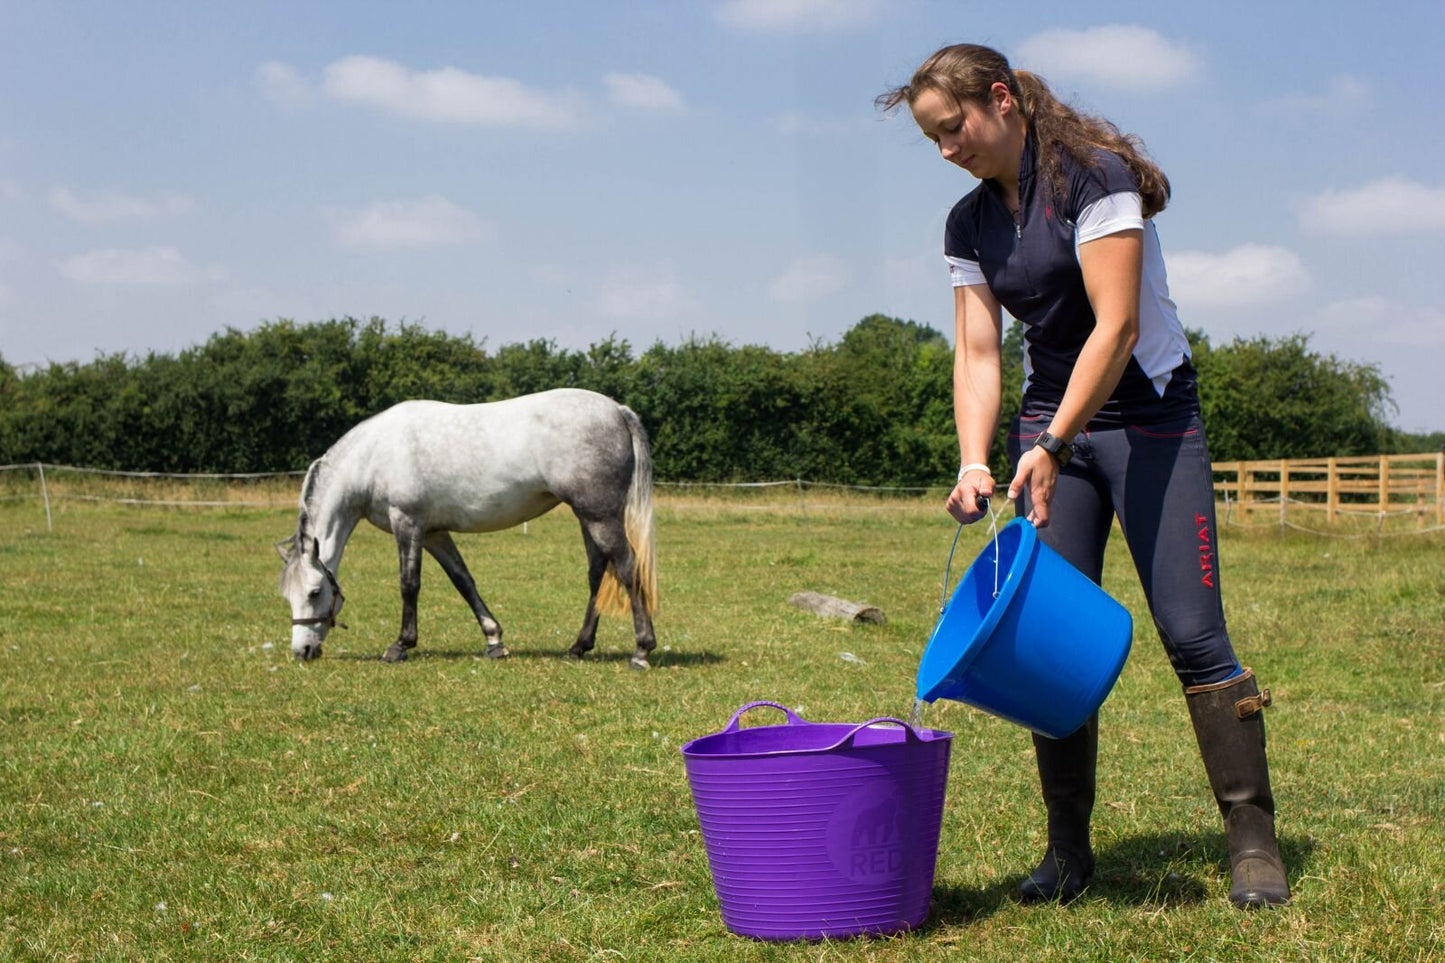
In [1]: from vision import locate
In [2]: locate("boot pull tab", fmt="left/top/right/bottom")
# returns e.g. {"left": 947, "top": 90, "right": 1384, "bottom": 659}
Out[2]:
{"left": 1234, "top": 687, "right": 1271, "bottom": 720}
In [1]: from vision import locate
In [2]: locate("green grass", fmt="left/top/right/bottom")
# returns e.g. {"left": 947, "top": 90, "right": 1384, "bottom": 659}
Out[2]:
{"left": 2, "top": 492, "right": 1443, "bottom": 961}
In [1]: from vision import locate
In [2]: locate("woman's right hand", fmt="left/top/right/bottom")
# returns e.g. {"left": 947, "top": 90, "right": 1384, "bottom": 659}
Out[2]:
{"left": 945, "top": 468, "right": 994, "bottom": 524}
{"left": 1008, "top": 445, "right": 1059, "bottom": 528}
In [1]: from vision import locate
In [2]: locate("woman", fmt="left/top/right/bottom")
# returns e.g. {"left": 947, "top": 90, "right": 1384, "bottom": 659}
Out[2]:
{"left": 878, "top": 43, "right": 1290, "bottom": 909}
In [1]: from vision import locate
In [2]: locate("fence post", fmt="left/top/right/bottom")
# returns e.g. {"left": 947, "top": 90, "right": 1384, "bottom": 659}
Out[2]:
{"left": 38, "top": 462, "right": 53, "bottom": 533}
{"left": 1437, "top": 452, "right": 1444, "bottom": 526}
{"left": 1326, "top": 456, "right": 1338, "bottom": 523}
{"left": 1279, "top": 458, "right": 1289, "bottom": 530}
{"left": 1378, "top": 454, "right": 1389, "bottom": 523}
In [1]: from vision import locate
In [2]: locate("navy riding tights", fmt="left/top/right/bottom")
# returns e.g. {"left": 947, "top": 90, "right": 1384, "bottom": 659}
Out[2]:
{"left": 1008, "top": 412, "right": 1241, "bottom": 688}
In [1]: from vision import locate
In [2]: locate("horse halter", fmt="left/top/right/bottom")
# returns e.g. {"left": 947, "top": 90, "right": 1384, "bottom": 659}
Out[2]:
{"left": 291, "top": 559, "right": 347, "bottom": 631}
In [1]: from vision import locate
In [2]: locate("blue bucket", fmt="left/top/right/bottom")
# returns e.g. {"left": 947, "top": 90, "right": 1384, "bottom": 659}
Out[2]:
{"left": 916, "top": 518, "right": 1132, "bottom": 738}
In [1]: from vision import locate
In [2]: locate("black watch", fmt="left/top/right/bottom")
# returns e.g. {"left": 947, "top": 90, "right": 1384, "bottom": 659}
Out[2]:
{"left": 1036, "top": 431, "right": 1073, "bottom": 467}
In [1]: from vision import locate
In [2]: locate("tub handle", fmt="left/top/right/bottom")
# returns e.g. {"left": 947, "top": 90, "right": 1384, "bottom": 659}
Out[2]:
{"left": 833, "top": 717, "right": 922, "bottom": 749}
{"left": 721, "top": 700, "right": 808, "bottom": 731}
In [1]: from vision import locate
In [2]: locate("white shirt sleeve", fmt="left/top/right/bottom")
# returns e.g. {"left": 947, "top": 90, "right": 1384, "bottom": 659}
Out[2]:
{"left": 1076, "top": 191, "right": 1144, "bottom": 244}
{"left": 946, "top": 254, "right": 987, "bottom": 288}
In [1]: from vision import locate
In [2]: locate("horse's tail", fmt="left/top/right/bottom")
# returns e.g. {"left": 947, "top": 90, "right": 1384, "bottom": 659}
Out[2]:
{"left": 597, "top": 404, "right": 658, "bottom": 617}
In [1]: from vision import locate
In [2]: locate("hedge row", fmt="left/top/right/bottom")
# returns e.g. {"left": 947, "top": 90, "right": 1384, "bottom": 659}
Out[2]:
{"left": 0, "top": 314, "right": 1425, "bottom": 482}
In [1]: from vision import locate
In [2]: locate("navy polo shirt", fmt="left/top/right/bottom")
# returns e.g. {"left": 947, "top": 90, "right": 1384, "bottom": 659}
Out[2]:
{"left": 944, "top": 136, "right": 1198, "bottom": 428}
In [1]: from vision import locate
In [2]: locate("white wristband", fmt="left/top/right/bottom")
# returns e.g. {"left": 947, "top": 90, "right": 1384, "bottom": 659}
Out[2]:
{"left": 957, "top": 463, "right": 992, "bottom": 482}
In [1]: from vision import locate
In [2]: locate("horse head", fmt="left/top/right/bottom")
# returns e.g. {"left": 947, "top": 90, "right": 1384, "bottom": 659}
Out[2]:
{"left": 277, "top": 521, "right": 345, "bottom": 661}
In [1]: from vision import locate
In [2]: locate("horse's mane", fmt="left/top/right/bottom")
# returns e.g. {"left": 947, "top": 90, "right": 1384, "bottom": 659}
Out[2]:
{"left": 277, "top": 457, "right": 325, "bottom": 593}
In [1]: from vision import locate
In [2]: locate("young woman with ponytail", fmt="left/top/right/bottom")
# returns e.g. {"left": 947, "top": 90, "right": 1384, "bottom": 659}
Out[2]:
{"left": 879, "top": 43, "right": 1291, "bottom": 909}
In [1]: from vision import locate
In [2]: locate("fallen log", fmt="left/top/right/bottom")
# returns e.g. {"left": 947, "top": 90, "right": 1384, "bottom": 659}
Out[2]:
{"left": 788, "top": 591, "right": 886, "bottom": 625}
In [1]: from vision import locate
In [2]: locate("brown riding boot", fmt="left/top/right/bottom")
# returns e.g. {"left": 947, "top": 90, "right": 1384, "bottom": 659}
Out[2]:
{"left": 1019, "top": 714, "right": 1097, "bottom": 903}
{"left": 1185, "top": 668, "right": 1291, "bottom": 908}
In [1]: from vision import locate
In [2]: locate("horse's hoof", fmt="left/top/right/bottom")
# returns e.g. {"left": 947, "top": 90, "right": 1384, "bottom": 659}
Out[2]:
{"left": 629, "top": 656, "right": 651, "bottom": 671}
{"left": 381, "top": 644, "right": 409, "bottom": 663}
{"left": 566, "top": 646, "right": 589, "bottom": 660}
{"left": 484, "top": 643, "right": 510, "bottom": 660}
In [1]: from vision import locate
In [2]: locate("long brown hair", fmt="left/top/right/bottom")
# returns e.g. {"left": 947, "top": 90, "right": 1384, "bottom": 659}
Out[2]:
{"left": 877, "top": 43, "right": 1170, "bottom": 217}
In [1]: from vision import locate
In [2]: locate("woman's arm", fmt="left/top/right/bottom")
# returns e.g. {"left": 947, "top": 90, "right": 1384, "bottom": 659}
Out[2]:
{"left": 1008, "top": 228, "right": 1143, "bottom": 526}
{"left": 946, "top": 282, "right": 1005, "bottom": 524}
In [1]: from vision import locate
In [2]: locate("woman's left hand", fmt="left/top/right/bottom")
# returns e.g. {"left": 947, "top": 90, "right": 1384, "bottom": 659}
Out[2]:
{"left": 1008, "top": 446, "right": 1059, "bottom": 527}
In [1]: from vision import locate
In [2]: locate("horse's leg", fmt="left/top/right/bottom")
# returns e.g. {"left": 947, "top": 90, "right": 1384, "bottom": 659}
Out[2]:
{"left": 623, "top": 546, "right": 659, "bottom": 670}
{"left": 382, "top": 519, "right": 425, "bottom": 663}
{"left": 576, "top": 515, "right": 657, "bottom": 670}
{"left": 423, "top": 531, "right": 507, "bottom": 659}
{"left": 568, "top": 522, "right": 609, "bottom": 661}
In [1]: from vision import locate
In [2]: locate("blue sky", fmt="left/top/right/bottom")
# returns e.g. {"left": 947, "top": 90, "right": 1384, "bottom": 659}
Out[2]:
{"left": 2, "top": 0, "right": 1442, "bottom": 433}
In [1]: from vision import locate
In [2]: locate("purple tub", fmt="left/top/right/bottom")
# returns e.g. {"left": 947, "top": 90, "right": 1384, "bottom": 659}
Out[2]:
{"left": 680, "top": 701, "right": 952, "bottom": 940}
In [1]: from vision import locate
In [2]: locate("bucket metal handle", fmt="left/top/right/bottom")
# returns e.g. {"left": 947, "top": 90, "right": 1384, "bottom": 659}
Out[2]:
{"left": 721, "top": 700, "right": 808, "bottom": 732}
{"left": 938, "top": 497, "right": 1007, "bottom": 614}
{"left": 831, "top": 717, "right": 924, "bottom": 750}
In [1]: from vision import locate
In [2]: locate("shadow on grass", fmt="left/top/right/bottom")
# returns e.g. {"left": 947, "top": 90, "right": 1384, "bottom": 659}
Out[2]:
{"left": 328, "top": 647, "right": 724, "bottom": 668}
{"left": 1106, "top": 830, "right": 1313, "bottom": 906}
{"left": 924, "top": 879, "right": 1018, "bottom": 928}
{"left": 929, "top": 830, "right": 1314, "bottom": 922}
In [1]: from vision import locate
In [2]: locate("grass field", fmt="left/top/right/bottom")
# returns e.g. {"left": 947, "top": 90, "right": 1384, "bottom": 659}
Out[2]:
{"left": 2, "top": 488, "right": 1443, "bottom": 961}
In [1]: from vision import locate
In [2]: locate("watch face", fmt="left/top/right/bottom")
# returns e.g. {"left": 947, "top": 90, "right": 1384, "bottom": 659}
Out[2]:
{"left": 1038, "top": 432, "right": 1071, "bottom": 464}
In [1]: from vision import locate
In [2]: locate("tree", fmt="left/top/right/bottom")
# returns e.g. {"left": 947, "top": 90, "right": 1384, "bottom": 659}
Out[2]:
{"left": 0, "top": 316, "right": 1420, "bottom": 477}
{"left": 1193, "top": 332, "right": 1393, "bottom": 460}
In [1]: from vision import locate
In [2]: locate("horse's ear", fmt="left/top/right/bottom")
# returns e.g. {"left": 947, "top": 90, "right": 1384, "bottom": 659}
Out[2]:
{"left": 274, "top": 537, "right": 294, "bottom": 562}
{"left": 310, "top": 536, "right": 321, "bottom": 558}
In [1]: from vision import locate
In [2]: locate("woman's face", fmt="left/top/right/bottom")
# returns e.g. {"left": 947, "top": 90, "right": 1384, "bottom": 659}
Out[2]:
{"left": 909, "top": 83, "right": 1021, "bottom": 183}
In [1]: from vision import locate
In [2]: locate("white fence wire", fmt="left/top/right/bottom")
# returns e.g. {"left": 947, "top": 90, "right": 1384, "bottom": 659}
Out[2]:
{"left": 3, "top": 461, "right": 1442, "bottom": 537}
{"left": 0, "top": 463, "right": 953, "bottom": 532}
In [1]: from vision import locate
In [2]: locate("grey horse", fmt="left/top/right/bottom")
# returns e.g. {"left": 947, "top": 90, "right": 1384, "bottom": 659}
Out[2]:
{"left": 277, "top": 388, "right": 658, "bottom": 667}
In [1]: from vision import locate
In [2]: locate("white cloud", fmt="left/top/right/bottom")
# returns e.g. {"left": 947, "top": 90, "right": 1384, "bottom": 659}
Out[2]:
{"left": 256, "top": 61, "right": 315, "bottom": 108}
{"left": 713, "top": 0, "right": 884, "bottom": 32}
{"left": 883, "top": 253, "right": 938, "bottom": 299}
{"left": 1315, "top": 296, "right": 1445, "bottom": 348}
{"left": 1258, "top": 75, "right": 1370, "bottom": 116}
{"left": 322, "top": 55, "right": 578, "bottom": 128}
{"left": 604, "top": 73, "right": 684, "bottom": 111}
{"left": 596, "top": 273, "right": 700, "bottom": 321}
{"left": 50, "top": 187, "right": 196, "bottom": 223}
{"left": 1014, "top": 25, "right": 1200, "bottom": 90}
{"left": 1165, "top": 244, "right": 1309, "bottom": 307}
{"left": 330, "top": 195, "right": 486, "bottom": 250}
{"left": 768, "top": 254, "right": 848, "bottom": 303}
{"left": 59, "top": 247, "right": 222, "bottom": 285}
{"left": 1298, "top": 177, "right": 1445, "bottom": 236}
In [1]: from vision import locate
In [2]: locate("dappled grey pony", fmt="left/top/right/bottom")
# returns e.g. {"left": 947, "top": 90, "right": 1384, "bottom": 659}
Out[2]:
{"left": 277, "top": 388, "right": 658, "bottom": 668}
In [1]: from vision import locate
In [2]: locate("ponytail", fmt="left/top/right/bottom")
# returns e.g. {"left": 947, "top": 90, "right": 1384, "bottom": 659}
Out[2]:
{"left": 1012, "top": 69, "right": 1171, "bottom": 217}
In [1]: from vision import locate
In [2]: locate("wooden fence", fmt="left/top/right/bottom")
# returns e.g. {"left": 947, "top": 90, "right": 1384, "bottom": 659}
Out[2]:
{"left": 1212, "top": 452, "right": 1445, "bottom": 528}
